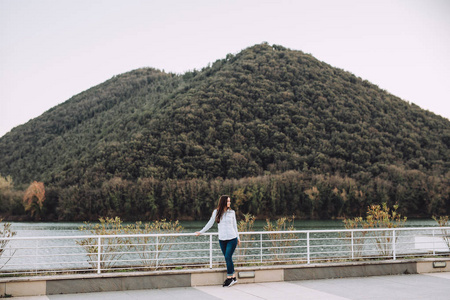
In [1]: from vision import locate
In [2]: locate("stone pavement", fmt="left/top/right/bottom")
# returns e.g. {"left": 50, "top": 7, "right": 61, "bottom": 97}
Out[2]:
{"left": 11, "top": 272, "right": 450, "bottom": 300}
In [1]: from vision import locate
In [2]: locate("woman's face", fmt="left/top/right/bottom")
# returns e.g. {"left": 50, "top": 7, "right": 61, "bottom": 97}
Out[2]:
{"left": 227, "top": 197, "right": 231, "bottom": 209}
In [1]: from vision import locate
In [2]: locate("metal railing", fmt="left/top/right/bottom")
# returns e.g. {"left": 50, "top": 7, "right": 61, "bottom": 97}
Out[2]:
{"left": 0, "top": 226, "right": 448, "bottom": 277}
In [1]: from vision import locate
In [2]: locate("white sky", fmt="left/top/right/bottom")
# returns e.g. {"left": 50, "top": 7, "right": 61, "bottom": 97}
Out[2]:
{"left": 1, "top": 0, "right": 449, "bottom": 138}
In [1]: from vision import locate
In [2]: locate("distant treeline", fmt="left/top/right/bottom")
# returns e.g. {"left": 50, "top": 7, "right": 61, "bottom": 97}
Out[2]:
{"left": 1, "top": 168, "right": 448, "bottom": 221}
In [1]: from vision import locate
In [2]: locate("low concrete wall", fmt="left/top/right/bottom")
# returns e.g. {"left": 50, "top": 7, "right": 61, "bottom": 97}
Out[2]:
{"left": 1, "top": 258, "right": 449, "bottom": 297}
{"left": 47, "top": 273, "right": 191, "bottom": 295}
{"left": 417, "top": 258, "right": 450, "bottom": 273}
{"left": 284, "top": 261, "right": 417, "bottom": 281}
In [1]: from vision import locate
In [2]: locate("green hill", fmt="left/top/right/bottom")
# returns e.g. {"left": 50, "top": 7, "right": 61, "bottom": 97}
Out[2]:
{"left": 1, "top": 43, "right": 449, "bottom": 221}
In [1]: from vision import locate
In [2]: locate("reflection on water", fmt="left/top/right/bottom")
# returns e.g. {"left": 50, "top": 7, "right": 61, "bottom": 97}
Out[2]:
{"left": 6, "top": 219, "right": 438, "bottom": 237}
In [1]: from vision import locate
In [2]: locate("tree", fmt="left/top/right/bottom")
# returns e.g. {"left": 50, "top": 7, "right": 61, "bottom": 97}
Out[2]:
{"left": 23, "top": 181, "right": 45, "bottom": 220}
{"left": 0, "top": 174, "right": 14, "bottom": 213}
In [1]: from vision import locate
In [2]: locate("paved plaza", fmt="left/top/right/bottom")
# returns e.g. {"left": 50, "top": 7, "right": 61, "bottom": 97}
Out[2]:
{"left": 12, "top": 272, "right": 450, "bottom": 300}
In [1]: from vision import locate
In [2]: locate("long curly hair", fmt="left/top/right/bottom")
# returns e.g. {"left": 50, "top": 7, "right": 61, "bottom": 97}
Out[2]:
{"left": 215, "top": 195, "right": 230, "bottom": 223}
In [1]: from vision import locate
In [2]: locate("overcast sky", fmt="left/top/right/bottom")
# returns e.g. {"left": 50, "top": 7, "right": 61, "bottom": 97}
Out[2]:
{"left": 1, "top": 0, "right": 449, "bottom": 138}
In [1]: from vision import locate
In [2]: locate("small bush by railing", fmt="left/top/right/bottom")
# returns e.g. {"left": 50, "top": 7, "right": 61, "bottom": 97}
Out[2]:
{"left": 76, "top": 217, "right": 183, "bottom": 273}
{"left": 263, "top": 216, "right": 297, "bottom": 261}
{"left": 0, "top": 219, "right": 16, "bottom": 270}
{"left": 77, "top": 217, "right": 134, "bottom": 271}
{"left": 433, "top": 216, "right": 450, "bottom": 250}
{"left": 237, "top": 213, "right": 256, "bottom": 263}
{"left": 131, "top": 219, "right": 183, "bottom": 269}
{"left": 343, "top": 203, "right": 407, "bottom": 258}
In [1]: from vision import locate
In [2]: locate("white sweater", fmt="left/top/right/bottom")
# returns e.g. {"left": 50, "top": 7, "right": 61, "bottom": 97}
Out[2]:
{"left": 199, "top": 209, "right": 240, "bottom": 241}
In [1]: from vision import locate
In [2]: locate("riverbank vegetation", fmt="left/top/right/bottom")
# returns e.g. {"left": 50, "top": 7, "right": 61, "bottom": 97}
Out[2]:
{"left": 1, "top": 168, "right": 448, "bottom": 222}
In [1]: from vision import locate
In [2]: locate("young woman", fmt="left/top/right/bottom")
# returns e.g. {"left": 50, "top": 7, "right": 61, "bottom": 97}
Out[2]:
{"left": 196, "top": 195, "right": 241, "bottom": 287}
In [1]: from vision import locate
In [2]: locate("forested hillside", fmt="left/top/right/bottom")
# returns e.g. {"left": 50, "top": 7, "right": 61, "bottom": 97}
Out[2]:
{"left": 1, "top": 43, "right": 449, "bottom": 221}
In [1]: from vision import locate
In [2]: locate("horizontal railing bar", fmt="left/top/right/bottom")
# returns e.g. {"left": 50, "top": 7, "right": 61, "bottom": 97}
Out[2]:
{"left": 12, "top": 260, "right": 92, "bottom": 267}
{"left": 1, "top": 226, "right": 449, "bottom": 241}
{"left": 0, "top": 268, "right": 95, "bottom": 275}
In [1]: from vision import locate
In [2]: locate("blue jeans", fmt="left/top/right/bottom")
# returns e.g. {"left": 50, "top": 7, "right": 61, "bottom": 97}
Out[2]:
{"left": 219, "top": 238, "right": 238, "bottom": 276}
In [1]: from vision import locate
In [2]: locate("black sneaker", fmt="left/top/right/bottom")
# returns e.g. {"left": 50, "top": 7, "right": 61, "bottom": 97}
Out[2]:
{"left": 223, "top": 278, "right": 233, "bottom": 287}
{"left": 229, "top": 277, "right": 237, "bottom": 287}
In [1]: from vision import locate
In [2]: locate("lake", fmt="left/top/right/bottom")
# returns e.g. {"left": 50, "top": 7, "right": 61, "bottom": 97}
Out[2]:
{"left": 7, "top": 219, "right": 439, "bottom": 237}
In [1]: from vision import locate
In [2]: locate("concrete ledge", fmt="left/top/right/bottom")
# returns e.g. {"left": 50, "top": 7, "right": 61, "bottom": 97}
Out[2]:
{"left": 252, "top": 269, "right": 283, "bottom": 283}
{"left": 3, "top": 280, "right": 46, "bottom": 297}
{"left": 1, "top": 259, "right": 450, "bottom": 297}
{"left": 417, "top": 258, "right": 450, "bottom": 273}
{"left": 190, "top": 268, "right": 284, "bottom": 286}
{"left": 191, "top": 271, "right": 225, "bottom": 286}
{"left": 0, "top": 282, "right": 5, "bottom": 296}
{"left": 285, "top": 261, "right": 416, "bottom": 281}
{"left": 46, "top": 274, "right": 191, "bottom": 295}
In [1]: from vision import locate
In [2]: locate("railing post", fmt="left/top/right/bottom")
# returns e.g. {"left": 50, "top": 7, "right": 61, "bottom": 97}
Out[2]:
{"left": 260, "top": 233, "right": 263, "bottom": 263}
{"left": 156, "top": 236, "right": 159, "bottom": 268}
{"left": 209, "top": 234, "right": 213, "bottom": 269}
{"left": 97, "top": 237, "right": 101, "bottom": 274}
{"left": 307, "top": 232, "right": 310, "bottom": 264}
{"left": 35, "top": 240, "right": 38, "bottom": 274}
{"left": 392, "top": 229, "right": 396, "bottom": 260}
{"left": 432, "top": 229, "right": 435, "bottom": 256}
{"left": 351, "top": 231, "right": 354, "bottom": 259}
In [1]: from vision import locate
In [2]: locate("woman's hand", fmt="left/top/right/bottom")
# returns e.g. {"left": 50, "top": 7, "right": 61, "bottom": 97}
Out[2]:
{"left": 238, "top": 238, "right": 241, "bottom": 246}
{"left": 195, "top": 231, "right": 201, "bottom": 236}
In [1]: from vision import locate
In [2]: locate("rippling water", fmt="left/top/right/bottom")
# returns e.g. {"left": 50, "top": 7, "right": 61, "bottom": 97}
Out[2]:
{"left": 7, "top": 219, "right": 438, "bottom": 237}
